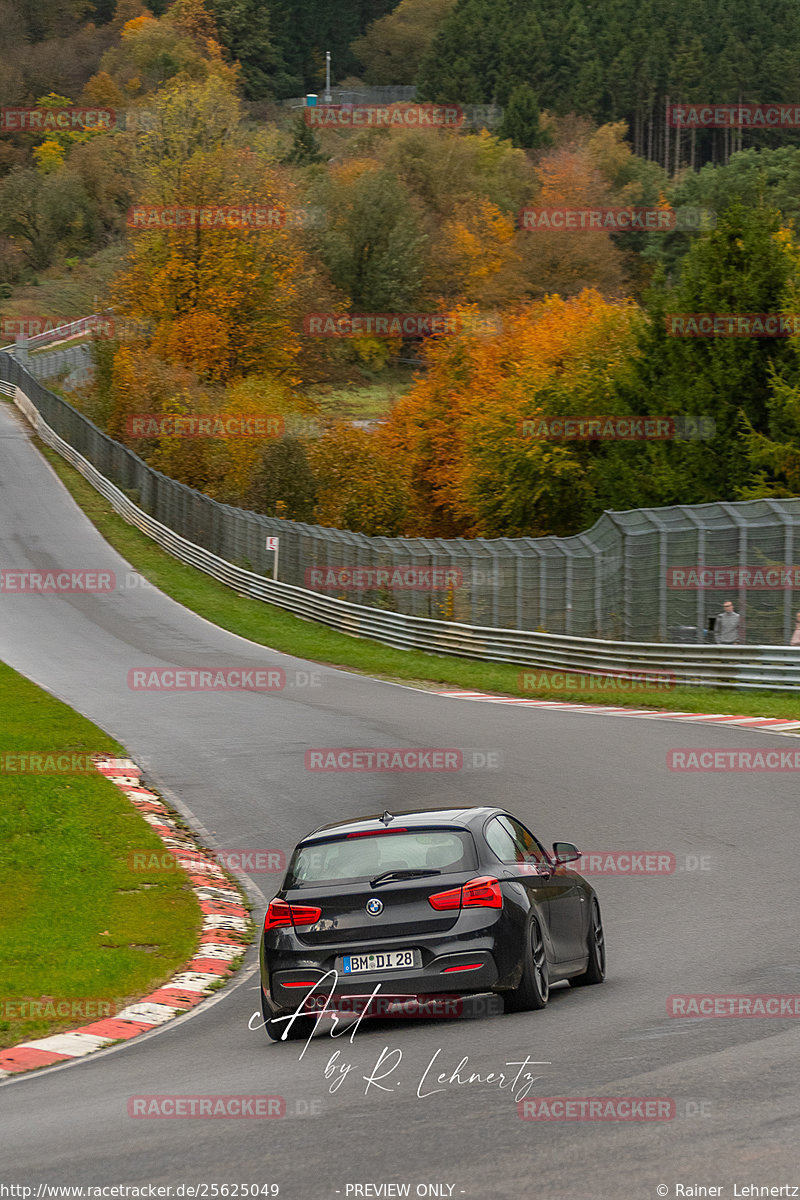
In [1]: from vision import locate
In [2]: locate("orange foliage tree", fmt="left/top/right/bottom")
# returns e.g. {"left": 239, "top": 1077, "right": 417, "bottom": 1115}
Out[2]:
{"left": 112, "top": 73, "right": 313, "bottom": 385}
{"left": 383, "top": 292, "right": 643, "bottom": 537}
{"left": 424, "top": 198, "right": 523, "bottom": 307}
{"left": 307, "top": 424, "right": 414, "bottom": 535}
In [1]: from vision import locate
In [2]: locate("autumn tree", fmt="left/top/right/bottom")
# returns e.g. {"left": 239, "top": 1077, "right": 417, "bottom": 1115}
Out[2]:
{"left": 308, "top": 424, "right": 413, "bottom": 535}
{"left": 113, "top": 74, "right": 312, "bottom": 384}
{"left": 516, "top": 133, "right": 633, "bottom": 300}
{"left": 424, "top": 198, "right": 523, "bottom": 306}
{"left": 99, "top": 8, "right": 218, "bottom": 95}
{"left": 310, "top": 162, "right": 426, "bottom": 311}
{"left": 378, "top": 126, "right": 533, "bottom": 220}
{"left": 384, "top": 293, "right": 644, "bottom": 537}
{"left": 246, "top": 436, "right": 318, "bottom": 519}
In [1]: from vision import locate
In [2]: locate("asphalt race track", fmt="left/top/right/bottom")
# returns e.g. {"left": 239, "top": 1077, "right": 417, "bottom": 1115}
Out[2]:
{"left": 1, "top": 398, "right": 799, "bottom": 1199}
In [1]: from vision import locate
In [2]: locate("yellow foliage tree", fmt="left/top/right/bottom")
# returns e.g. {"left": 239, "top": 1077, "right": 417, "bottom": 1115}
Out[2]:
{"left": 425, "top": 198, "right": 523, "bottom": 306}
{"left": 384, "top": 292, "right": 643, "bottom": 537}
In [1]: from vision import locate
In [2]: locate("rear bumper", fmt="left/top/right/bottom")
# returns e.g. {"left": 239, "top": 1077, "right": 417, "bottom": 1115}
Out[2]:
{"left": 262, "top": 932, "right": 505, "bottom": 1015}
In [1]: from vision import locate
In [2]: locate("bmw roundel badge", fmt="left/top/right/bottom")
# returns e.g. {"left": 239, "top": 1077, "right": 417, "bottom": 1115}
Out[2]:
{"left": 366, "top": 897, "right": 384, "bottom": 916}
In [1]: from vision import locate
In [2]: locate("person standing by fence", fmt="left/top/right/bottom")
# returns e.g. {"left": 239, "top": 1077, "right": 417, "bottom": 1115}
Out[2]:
{"left": 714, "top": 600, "right": 741, "bottom": 644}
{"left": 791, "top": 612, "right": 800, "bottom": 646}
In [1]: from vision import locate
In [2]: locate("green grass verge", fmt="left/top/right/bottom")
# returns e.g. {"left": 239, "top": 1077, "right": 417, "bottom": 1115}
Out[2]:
{"left": 28, "top": 333, "right": 96, "bottom": 357}
{"left": 308, "top": 365, "right": 416, "bottom": 420}
{"left": 0, "top": 245, "right": 124, "bottom": 324}
{"left": 0, "top": 660, "right": 201, "bottom": 1049}
{"left": 28, "top": 433, "right": 800, "bottom": 720}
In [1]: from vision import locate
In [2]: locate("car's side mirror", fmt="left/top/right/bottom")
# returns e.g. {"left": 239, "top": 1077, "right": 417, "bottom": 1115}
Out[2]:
{"left": 552, "top": 841, "right": 581, "bottom": 864}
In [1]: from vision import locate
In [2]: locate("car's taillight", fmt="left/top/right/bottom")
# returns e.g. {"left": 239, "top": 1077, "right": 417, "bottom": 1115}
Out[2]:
{"left": 264, "top": 899, "right": 322, "bottom": 930}
{"left": 428, "top": 876, "right": 502, "bottom": 911}
{"left": 428, "top": 884, "right": 462, "bottom": 910}
{"left": 462, "top": 877, "right": 503, "bottom": 908}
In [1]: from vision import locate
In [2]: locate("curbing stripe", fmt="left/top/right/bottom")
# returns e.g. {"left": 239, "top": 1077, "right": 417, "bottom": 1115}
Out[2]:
{"left": 114, "top": 1001, "right": 185, "bottom": 1025}
{"left": 0, "top": 756, "right": 251, "bottom": 1078}
{"left": 145, "top": 988, "right": 205, "bottom": 1009}
{"left": 192, "top": 943, "right": 241, "bottom": 960}
{"left": 0, "top": 1047, "right": 73, "bottom": 1073}
{"left": 75, "top": 1017, "right": 156, "bottom": 1040}
{"left": 20, "top": 1032, "right": 112, "bottom": 1056}
{"left": 436, "top": 690, "right": 800, "bottom": 735}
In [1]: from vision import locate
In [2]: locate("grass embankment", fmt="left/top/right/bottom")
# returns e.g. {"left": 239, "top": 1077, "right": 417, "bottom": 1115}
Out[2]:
{"left": 0, "top": 246, "right": 124, "bottom": 326}
{"left": 0, "top": 661, "right": 201, "bottom": 1049}
{"left": 309, "top": 365, "right": 416, "bottom": 421}
{"left": 29, "top": 433, "right": 800, "bottom": 721}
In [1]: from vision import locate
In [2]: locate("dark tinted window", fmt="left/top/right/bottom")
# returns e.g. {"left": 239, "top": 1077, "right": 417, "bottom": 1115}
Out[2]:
{"left": 507, "top": 817, "right": 548, "bottom": 862}
{"left": 485, "top": 815, "right": 547, "bottom": 864}
{"left": 286, "top": 829, "right": 477, "bottom": 886}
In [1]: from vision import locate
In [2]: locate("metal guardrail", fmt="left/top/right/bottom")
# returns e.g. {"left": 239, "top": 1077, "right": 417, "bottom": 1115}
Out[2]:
{"left": 0, "top": 313, "right": 107, "bottom": 356}
{"left": 25, "top": 313, "right": 107, "bottom": 350}
{"left": 7, "top": 380, "right": 800, "bottom": 691}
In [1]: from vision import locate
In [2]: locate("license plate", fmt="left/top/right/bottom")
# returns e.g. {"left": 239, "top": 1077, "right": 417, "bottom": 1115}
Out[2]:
{"left": 341, "top": 949, "right": 420, "bottom": 974}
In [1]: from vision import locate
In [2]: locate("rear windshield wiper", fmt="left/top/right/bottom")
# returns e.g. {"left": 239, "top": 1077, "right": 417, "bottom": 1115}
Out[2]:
{"left": 370, "top": 868, "right": 442, "bottom": 888}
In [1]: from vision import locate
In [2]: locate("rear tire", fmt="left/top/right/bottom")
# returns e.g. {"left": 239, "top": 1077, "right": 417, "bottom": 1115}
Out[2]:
{"left": 569, "top": 900, "right": 605, "bottom": 987}
{"left": 504, "top": 915, "right": 549, "bottom": 1012}
{"left": 261, "top": 986, "right": 316, "bottom": 1042}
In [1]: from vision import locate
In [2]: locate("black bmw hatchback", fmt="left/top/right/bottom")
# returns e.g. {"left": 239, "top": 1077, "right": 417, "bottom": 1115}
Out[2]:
{"left": 259, "top": 806, "right": 605, "bottom": 1040}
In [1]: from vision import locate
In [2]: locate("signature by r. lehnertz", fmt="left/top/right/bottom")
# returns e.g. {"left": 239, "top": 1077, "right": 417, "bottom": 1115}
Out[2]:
{"left": 248, "top": 970, "right": 551, "bottom": 1101}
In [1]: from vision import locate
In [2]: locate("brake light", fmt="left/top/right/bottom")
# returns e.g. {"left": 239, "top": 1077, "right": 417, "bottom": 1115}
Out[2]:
{"left": 264, "top": 898, "right": 292, "bottom": 929}
{"left": 463, "top": 877, "right": 503, "bottom": 908}
{"left": 428, "top": 876, "right": 502, "bottom": 911}
{"left": 289, "top": 903, "right": 323, "bottom": 925}
{"left": 428, "top": 884, "right": 462, "bottom": 910}
{"left": 264, "top": 899, "right": 322, "bottom": 930}
{"left": 346, "top": 828, "right": 408, "bottom": 838}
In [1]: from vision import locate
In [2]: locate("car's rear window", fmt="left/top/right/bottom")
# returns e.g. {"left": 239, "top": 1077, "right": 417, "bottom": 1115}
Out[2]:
{"left": 286, "top": 829, "right": 477, "bottom": 887}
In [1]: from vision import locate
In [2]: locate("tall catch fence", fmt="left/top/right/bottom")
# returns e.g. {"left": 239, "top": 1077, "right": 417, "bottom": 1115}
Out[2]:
{"left": 3, "top": 350, "right": 800, "bottom": 646}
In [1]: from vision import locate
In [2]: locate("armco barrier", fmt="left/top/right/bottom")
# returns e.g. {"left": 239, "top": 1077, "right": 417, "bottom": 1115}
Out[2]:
{"left": 4, "top": 375, "right": 800, "bottom": 690}
{"left": 7, "top": 351, "right": 800, "bottom": 645}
